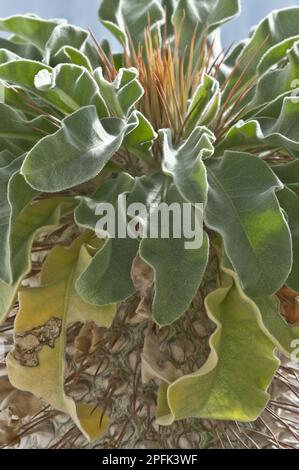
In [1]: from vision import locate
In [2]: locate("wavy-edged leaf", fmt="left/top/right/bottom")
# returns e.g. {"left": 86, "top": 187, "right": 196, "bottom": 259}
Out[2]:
{"left": 0, "top": 195, "right": 76, "bottom": 322}
{"left": 205, "top": 151, "right": 292, "bottom": 297}
{"left": 6, "top": 234, "right": 115, "bottom": 440}
{"left": 0, "top": 37, "right": 41, "bottom": 60}
{"left": 0, "top": 14, "right": 65, "bottom": 51}
{"left": 218, "top": 98, "right": 299, "bottom": 159}
{"left": 185, "top": 75, "right": 220, "bottom": 134}
{"left": 164, "top": 268, "right": 279, "bottom": 422}
{"left": 223, "top": 7, "right": 299, "bottom": 99}
{"left": 93, "top": 67, "right": 143, "bottom": 118}
{"left": 249, "top": 42, "right": 299, "bottom": 113}
{"left": 222, "top": 261, "right": 299, "bottom": 358}
{"left": 130, "top": 174, "right": 209, "bottom": 326}
{"left": 0, "top": 103, "right": 57, "bottom": 154}
{"left": 21, "top": 106, "right": 135, "bottom": 192}
{"left": 161, "top": 127, "right": 214, "bottom": 204}
{"left": 172, "top": 0, "right": 240, "bottom": 52}
{"left": 76, "top": 173, "right": 138, "bottom": 305}
{"left": 98, "top": 0, "right": 164, "bottom": 49}
{"left": 277, "top": 187, "right": 299, "bottom": 291}
{"left": 60, "top": 46, "right": 92, "bottom": 71}
{"left": 44, "top": 24, "right": 89, "bottom": 65}
{"left": 124, "top": 111, "right": 157, "bottom": 165}
{"left": 0, "top": 60, "right": 108, "bottom": 117}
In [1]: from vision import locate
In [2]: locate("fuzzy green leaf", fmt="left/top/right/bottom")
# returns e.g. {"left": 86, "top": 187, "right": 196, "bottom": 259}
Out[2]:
{"left": 99, "top": 0, "right": 164, "bottom": 48}
{"left": 161, "top": 127, "right": 214, "bottom": 204}
{"left": 129, "top": 174, "right": 209, "bottom": 326}
{"left": 0, "top": 195, "right": 75, "bottom": 322}
{"left": 277, "top": 187, "right": 299, "bottom": 291}
{"left": 172, "top": 0, "right": 240, "bottom": 51}
{"left": 44, "top": 24, "right": 89, "bottom": 65}
{"left": 76, "top": 173, "right": 138, "bottom": 305}
{"left": 0, "top": 14, "right": 64, "bottom": 51}
{"left": 0, "top": 60, "right": 108, "bottom": 116}
{"left": 272, "top": 160, "right": 299, "bottom": 190}
{"left": 185, "top": 75, "right": 220, "bottom": 133}
{"left": 93, "top": 67, "right": 144, "bottom": 118}
{"left": 205, "top": 151, "right": 292, "bottom": 297}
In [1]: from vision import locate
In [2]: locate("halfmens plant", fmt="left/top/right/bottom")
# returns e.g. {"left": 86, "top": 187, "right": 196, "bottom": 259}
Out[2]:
{"left": 0, "top": 0, "right": 299, "bottom": 447}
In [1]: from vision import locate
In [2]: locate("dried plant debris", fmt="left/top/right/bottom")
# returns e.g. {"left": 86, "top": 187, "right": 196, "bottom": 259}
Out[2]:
{"left": 11, "top": 317, "right": 62, "bottom": 367}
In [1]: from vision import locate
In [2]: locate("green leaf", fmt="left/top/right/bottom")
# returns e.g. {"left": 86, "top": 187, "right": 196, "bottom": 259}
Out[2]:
{"left": 205, "top": 151, "right": 292, "bottom": 297}
{"left": 223, "top": 7, "right": 299, "bottom": 98}
{"left": 0, "top": 37, "right": 41, "bottom": 60}
{"left": 165, "top": 267, "right": 279, "bottom": 422}
{"left": 258, "top": 36, "right": 299, "bottom": 76}
{"left": 0, "top": 150, "right": 15, "bottom": 167}
{"left": 277, "top": 187, "right": 299, "bottom": 291}
{"left": 124, "top": 111, "right": 157, "bottom": 165}
{"left": 249, "top": 43, "right": 299, "bottom": 113}
{"left": 21, "top": 106, "right": 135, "bottom": 192}
{"left": 60, "top": 46, "right": 92, "bottom": 71}
{"left": 0, "top": 195, "right": 76, "bottom": 322}
{"left": 218, "top": 98, "right": 299, "bottom": 159}
{"left": 93, "top": 67, "right": 144, "bottom": 118}
{"left": 172, "top": 0, "right": 240, "bottom": 52}
{"left": 0, "top": 60, "right": 108, "bottom": 116}
{"left": 76, "top": 173, "right": 138, "bottom": 305}
{"left": 6, "top": 234, "right": 115, "bottom": 440}
{"left": 223, "top": 261, "right": 299, "bottom": 358}
{"left": 0, "top": 14, "right": 64, "bottom": 51}
{"left": 272, "top": 160, "right": 299, "bottom": 190}
{"left": 141, "top": 230, "right": 209, "bottom": 326}
{"left": 0, "top": 103, "right": 57, "bottom": 153}
{"left": 161, "top": 127, "right": 214, "bottom": 204}
{"left": 99, "top": 0, "right": 164, "bottom": 49}
{"left": 44, "top": 24, "right": 89, "bottom": 65}
{"left": 185, "top": 75, "right": 220, "bottom": 134}
{"left": 130, "top": 174, "right": 209, "bottom": 326}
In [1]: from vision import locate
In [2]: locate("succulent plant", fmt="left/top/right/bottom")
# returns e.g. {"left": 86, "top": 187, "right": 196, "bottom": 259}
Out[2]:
{"left": 0, "top": 0, "right": 299, "bottom": 448}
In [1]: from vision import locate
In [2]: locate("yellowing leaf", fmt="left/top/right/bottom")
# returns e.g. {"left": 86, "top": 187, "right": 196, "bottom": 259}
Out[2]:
{"left": 163, "top": 267, "right": 279, "bottom": 423}
{"left": 6, "top": 233, "right": 116, "bottom": 441}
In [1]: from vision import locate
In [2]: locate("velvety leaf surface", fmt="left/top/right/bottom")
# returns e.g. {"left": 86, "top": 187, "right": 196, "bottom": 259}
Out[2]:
{"left": 185, "top": 75, "right": 220, "bottom": 133}
{"left": 44, "top": 24, "right": 89, "bottom": 65}
{"left": 0, "top": 196, "right": 76, "bottom": 322}
{"left": 172, "top": 0, "right": 240, "bottom": 51}
{"left": 0, "top": 15, "right": 64, "bottom": 51}
{"left": 98, "top": 0, "right": 164, "bottom": 48}
{"left": 277, "top": 187, "right": 299, "bottom": 291}
{"left": 205, "top": 151, "right": 292, "bottom": 297}
{"left": 161, "top": 127, "right": 214, "bottom": 204}
{"left": 132, "top": 174, "right": 209, "bottom": 325}
{"left": 76, "top": 173, "right": 139, "bottom": 305}
{"left": 0, "top": 60, "right": 108, "bottom": 117}
{"left": 93, "top": 67, "right": 144, "bottom": 117}
{"left": 21, "top": 106, "right": 134, "bottom": 192}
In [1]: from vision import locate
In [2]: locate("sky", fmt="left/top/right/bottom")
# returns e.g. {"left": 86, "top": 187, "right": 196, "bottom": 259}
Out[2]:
{"left": 0, "top": 0, "right": 298, "bottom": 49}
